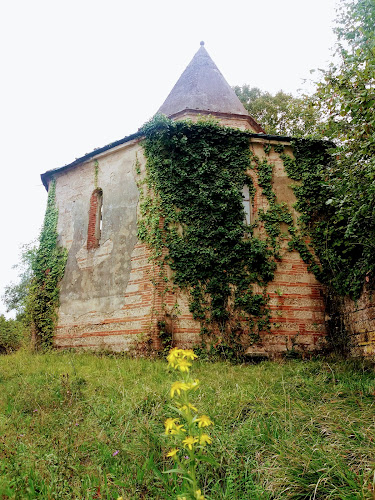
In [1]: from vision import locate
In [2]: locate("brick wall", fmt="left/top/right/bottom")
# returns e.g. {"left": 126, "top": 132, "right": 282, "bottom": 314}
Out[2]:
{"left": 53, "top": 136, "right": 327, "bottom": 355}
{"left": 341, "top": 289, "right": 375, "bottom": 357}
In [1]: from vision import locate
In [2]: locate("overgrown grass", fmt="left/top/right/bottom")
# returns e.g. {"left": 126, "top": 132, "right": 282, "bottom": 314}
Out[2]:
{"left": 0, "top": 350, "right": 374, "bottom": 499}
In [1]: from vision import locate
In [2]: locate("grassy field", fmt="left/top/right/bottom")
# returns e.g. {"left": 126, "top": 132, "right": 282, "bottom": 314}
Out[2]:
{"left": 0, "top": 350, "right": 374, "bottom": 499}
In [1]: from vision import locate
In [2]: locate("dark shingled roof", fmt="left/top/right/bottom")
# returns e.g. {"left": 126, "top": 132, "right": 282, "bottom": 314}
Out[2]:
{"left": 158, "top": 43, "right": 250, "bottom": 117}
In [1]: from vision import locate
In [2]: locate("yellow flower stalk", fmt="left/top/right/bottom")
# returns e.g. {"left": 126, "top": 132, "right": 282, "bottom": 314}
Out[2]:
{"left": 170, "top": 381, "right": 189, "bottom": 398}
{"left": 199, "top": 434, "right": 212, "bottom": 446}
{"left": 186, "top": 379, "right": 200, "bottom": 391}
{"left": 164, "top": 417, "right": 179, "bottom": 434}
{"left": 166, "top": 347, "right": 184, "bottom": 368}
{"left": 166, "top": 448, "right": 179, "bottom": 458}
{"left": 196, "top": 415, "right": 214, "bottom": 428}
{"left": 179, "top": 403, "right": 198, "bottom": 412}
{"left": 182, "top": 436, "right": 198, "bottom": 450}
{"left": 170, "top": 424, "right": 186, "bottom": 435}
{"left": 180, "top": 349, "right": 198, "bottom": 360}
{"left": 164, "top": 348, "right": 213, "bottom": 500}
{"left": 175, "top": 358, "right": 192, "bottom": 372}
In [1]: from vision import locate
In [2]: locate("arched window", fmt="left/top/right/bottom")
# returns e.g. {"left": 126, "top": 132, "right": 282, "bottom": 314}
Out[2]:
{"left": 87, "top": 188, "right": 103, "bottom": 250}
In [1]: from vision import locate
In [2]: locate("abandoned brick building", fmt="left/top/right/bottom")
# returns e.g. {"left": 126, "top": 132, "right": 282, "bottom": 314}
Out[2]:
{"left": 41, "top": 43, "right": 334, "bottom": 355}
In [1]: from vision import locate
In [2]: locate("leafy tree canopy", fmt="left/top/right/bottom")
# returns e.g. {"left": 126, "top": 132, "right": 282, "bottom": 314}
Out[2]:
{"left": 311, "top": 0, "right": 375, "bottom": 292}
{"left": 2, "top": 244, "right": 36, "bottom": 319}
{"left": 233, "top": 85, "right": 321, "bottom": 137}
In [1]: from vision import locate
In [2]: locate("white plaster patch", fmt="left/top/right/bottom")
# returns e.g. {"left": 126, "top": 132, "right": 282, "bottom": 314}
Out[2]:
{"left": 76, "top": 239, "right": 113, "bottom": 269}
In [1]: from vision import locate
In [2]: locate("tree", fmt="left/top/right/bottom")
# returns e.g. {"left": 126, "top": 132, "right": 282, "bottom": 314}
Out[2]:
{"left": 233, "top": 85, "right": 321, "bottom": 137}
{"left": 315, "top": 0, "right": 375, "bottom": 149}
{"left": 2, "top": 244, "right": 36, "bottom": 319}
{"left": 0, "top": 315, "right": 24, "bottom": 353}
{"left": 311, "top": 0, "right": 375, "bottom": 295}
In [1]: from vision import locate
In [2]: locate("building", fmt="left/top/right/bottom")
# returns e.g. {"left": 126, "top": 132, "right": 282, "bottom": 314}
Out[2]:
{"left": 41, "top": 43, "right": 327, "bottom": 355}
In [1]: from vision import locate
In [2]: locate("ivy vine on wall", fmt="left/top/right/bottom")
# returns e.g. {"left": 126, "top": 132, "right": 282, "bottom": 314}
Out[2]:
{"left": 280, "top": 139, "right": 373, "bottom": 300}
{"left": 27, "top": 179, "right": 67, "bottom": 349}
{"left": 139, "top": 115, "right": 276, "bottom": 348}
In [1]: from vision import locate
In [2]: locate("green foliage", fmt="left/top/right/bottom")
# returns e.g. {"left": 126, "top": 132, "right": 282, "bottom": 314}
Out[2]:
{"left": 0, "top": 315, "right": 24, "bottom": 353}
{"left": 310, "top": 0, "right": 375, "bottom": 298}
{"left": 250, "top": 146, "right": 305, "bottom": 262}
{"left": 1, "top": 351, "right": 375, "bottom": 498}
{"left": 232, "top": 0, "right": 375, "bottom": 303}
{"left": 233, "top": 85, "right": 322, "bottom": 137}
{"left": 315, "top": 0, "right": 375, "bottom": 149}
{"left": 279, "top": 136, "right": 375, "bottom": 299}
{"left": 2, "top": 244, "right": 37, "bottom": 319}
{"left": 140, "top": 116, "right": 276, "bottom": 347}
{"left": 27, "top": 180, "right": 67, "bottom": 349}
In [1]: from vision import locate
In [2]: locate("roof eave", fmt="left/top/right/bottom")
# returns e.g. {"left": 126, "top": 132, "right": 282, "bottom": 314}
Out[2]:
{"left": 41, "top": 125, "right": 312, "bottom": 191}
{"left": 167, "top": 109, "right": 265, "bottom": 134}
{"left": 40, "top": 130, "right": 143, "bottom": 190}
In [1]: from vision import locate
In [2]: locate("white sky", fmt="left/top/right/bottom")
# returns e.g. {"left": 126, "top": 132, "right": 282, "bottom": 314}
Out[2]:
{"left": 0, "top": 0, "right": 338, "bottom": 316}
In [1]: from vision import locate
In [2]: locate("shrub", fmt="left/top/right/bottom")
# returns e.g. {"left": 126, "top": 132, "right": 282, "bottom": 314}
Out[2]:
{"left": 0, "top": 315, "right": 23, "bottom": 353}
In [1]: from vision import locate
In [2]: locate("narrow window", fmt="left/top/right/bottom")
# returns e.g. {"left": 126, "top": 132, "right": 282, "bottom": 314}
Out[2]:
{"left": 242, "top": 185, "right": 252, "bottom": 225}
{"left": 87, "top": 188, "right": 103, "bottom": 250}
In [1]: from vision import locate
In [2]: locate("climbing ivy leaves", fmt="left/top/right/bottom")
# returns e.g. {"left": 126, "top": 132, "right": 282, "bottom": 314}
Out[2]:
{"left": 282, "top": 139, "right": 374, "bottom": 300}
{"left": 139, "top": 115, "right": 371, "bottom": 352}
{"left": 27, "top": 180, "right": 67, "bottom": 349}
{"left": 140, "top": 116, "right": 275, "bottom": 346}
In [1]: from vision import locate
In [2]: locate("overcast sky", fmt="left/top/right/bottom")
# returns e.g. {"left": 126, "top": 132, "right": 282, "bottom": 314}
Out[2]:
{"left": 0, "top": 0, "right": 338, "bottom": 316}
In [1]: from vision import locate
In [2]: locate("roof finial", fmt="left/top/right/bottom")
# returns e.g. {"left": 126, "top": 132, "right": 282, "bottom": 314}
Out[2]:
{"left": 200, "top": 41, "right": 205, "bottom": 46}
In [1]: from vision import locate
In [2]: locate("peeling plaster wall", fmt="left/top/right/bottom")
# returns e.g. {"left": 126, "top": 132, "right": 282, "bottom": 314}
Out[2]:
{"left": 54, "top": 140, "right": 147, "bottom": 350}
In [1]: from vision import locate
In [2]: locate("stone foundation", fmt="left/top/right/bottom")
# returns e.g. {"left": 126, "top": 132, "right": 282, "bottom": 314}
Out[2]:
{"left": 341, "top": 289, "right": 375, "bottom": 357}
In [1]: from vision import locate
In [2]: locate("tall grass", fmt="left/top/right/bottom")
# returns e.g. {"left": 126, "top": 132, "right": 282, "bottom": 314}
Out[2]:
{"left": 0, "top": 350, "right": 374, "bottom": 499}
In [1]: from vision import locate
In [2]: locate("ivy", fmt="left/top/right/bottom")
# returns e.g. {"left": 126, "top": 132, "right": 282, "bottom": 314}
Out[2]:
{"left": 27, "top": 180, "right": 67, "bottom": 349}
{"left": 280, "top": 138, "right": 374, "bottom": 300}
{"left": 138, "top": 115, "right": 372, "bottom": 353}
{"left": 250, "top": 147, "right": 301, "bottom": 259}
{"left": 139, "top": 115, "right": 276, "bottom": 348}
{"left": 256, "top": 154, "right": 276, "bottom": 203}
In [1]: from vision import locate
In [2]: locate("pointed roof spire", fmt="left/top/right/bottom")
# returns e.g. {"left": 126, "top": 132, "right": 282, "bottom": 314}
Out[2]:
{"left": 158, "top": 43, "right": 264, "bottom": 132}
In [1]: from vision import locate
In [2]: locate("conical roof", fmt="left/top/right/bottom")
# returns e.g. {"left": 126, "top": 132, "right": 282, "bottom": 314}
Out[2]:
{"left": 158, "top": 42, "right": 251, "bottom": 118}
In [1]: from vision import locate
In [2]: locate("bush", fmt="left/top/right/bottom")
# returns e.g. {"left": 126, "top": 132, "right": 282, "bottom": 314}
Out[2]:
{"left": 0, "top": 315, "right": 23, "bottom": 353}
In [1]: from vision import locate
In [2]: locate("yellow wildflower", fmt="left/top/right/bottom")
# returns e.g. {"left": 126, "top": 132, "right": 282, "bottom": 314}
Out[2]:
{"left": 166, "top": 348, "right": 184, "bottom": 368}
{"left": 175, "top": 358, "right": 192, "bottom": 372}
{"left": 181, "top": 349, "right": 198, "bottom": 360}
{"left": 170, "top": 424, "right": 186, "bottom": 435}
{"left": 182, "top": 436, "right": 198, "bottom": 450}
{"left": 196, "top": 415, "right": 214, "bottom": 428}
{"left": 178, "top": 497, "right": 187, "bottom": 500}
{"left": 179, "top": 402, "right": 198, "bottom": 412}
{"left": 195, "top": 490, "right": 205, "bottom": 500}
{"left": 170, "top": 381, "right": 189, "bottom": 398}
{"left": 164, "top": 417, "right": 179, "bottom": 434}
{"left": 186, "top": 379, "right": 200, "bottom": 391}
{"left": 117, "top": 497, "right": 123, "bottom": 500}
{"left": 199, "top": 434, "right": 212, "bottom": 446}
{"left": 166, "top": 448, "right": 179, "bottom": 458}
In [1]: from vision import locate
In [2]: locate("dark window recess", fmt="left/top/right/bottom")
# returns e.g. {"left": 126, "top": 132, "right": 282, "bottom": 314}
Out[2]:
{"left": 87, "top": 188, "right": 103, "bottom": 250}
{"left": 242, "top": 185, "right": 252, "bottom": 225}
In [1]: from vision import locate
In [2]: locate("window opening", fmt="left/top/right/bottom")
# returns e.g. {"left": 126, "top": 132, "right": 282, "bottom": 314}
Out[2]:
{"left": 242, "top": 184, "right": 252, "bottom": 225}
{"left": 87, "top": 188, "right": 103, "bottom": 250}
{"left": 99, "top": 201, "right": 103, "bottom": 233}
